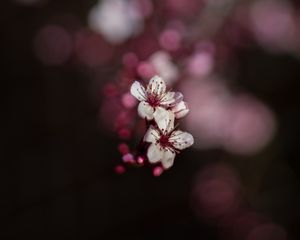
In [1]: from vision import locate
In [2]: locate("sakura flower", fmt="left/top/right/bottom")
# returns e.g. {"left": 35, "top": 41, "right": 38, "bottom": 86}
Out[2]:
{"left": 144, "top": 108, "right": 194, "bottom": 169}
{"left": 130, "top": 75, "right": 185, "bottom": 120}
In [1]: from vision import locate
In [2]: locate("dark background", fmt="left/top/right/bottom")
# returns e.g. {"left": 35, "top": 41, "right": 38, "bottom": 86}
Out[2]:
{"left": 1, "top": 0, "right": 300, "bottom": 239}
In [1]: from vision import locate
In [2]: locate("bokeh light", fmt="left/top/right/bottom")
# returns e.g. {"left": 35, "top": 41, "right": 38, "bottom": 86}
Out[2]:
{"left": 187, "top": 50, "right": 214, "bottom": 77}
{"left": 224, "top": 95, "right": 276, "bottom": 155}
{"left": 88, "top": 0, "right": 145, "bottom": 44}
{"left": 183, "top": 78, "right": 276, "bottom": 155}
{"left": 192, "top": 163, "right": 242, "bottom": 221}
{"left": 75, "top": 29, "right": 114, "bottom": 67}
{"left": 149, "top": 51, "right": 179, "bottom": 85}
{"left": 6, "top": 0, "right": 300, "bottom": 239}
{"left": 183, "top": 78, "right": 231, "bottom": 149}
{"left": 33, "top": 24, "right": 73, "bottom": 66}
{"left": 250, "top": 0, "right": 297, "bottom": 53}
{"left": 246, "top": 223, "right": 287, "bottom": 240}
{"left": 159, "top": 29, "right": 182, "bottom": 52}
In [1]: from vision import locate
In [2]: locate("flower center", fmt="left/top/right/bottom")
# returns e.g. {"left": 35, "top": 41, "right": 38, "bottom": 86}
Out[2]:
{"left": 147, "top": 95, "right": 160, "bottom": 107}
{"left": 159, "top": 135, "right": 171, "bottom": 148}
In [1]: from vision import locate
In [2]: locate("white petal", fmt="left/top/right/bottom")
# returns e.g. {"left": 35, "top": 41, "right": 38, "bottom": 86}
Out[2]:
{"left": 130, "top": 81, "right": 146, "bottom": 101}
{"left": 161, "top": 150, "right": 176, "bottom": 169}
{"left": 173, "top": 92, "right": 184, "bottom": 104}
{"left": 169, "top": 130, "right": 194, "bottom": 150}
{"left": 138, "top": 101, "right": 154, "bottom": 120}
{"left": 172, "top": 101, "right": 189, "bottom": 118}
{"left": 147, "top": 75, "right": 166, "bottom": 96}
{"left": 153, "top": 107, "right": 175, "bottom": 134}
{"left": 160, "top": 92, "right": 175, "bottom": 106}
{"left": 144, "top": 125, "right": 160, "bottom": 143}
{"left": 147, "top": 143, "right": 163, "bottom": 163}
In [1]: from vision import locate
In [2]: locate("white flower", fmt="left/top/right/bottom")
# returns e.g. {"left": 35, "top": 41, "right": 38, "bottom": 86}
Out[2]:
{"left": 130, "top": 75, "right": 185, "bottom": 120}
{"left": 144, "top": 108, "right": 194, "bottom": 169}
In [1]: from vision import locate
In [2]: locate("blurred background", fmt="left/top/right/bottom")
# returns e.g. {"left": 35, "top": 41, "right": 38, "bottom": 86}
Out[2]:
{"left": 1, "top": 0, "right": 300, "bottom": 239}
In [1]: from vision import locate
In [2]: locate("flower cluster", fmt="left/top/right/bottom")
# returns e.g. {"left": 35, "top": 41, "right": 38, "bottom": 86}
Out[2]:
{"left": 128, "top": 75, "right": 194, "bottom": 173}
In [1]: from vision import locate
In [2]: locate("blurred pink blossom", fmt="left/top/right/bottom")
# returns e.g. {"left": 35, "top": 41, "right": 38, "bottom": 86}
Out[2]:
{"left": 153, "top": 166, "right": 164, "bottom": 176}
{"left": 137, "top": 61, "right": 156, "bottom": 79}
{"left": 149, "top": 51, "right": 179, "bottom": 85}
{"left": 250, "top": 0, "right": 297, "bottom": 52}
{"left": 246, "top": 223, "right": 287, "bottom": 240}
{"left": 183, "top": 79, "right": 276, "bottom": 155}
{"left": 187, "top": 51, "right": 214, "bottom": 77}
{"left": 88, "top": 0, "right": 145, "bottom": 44}
{"left": 34, "top": 25, "right": 73, "bottom": 66}
{"left": 75, "top": 29, "right": 114, "bottom": 67}
{"left": 115, "top": 165, "right": 126, "bottom": 174}
{"left": 224, "top": 95, "right": 277, "bottom": 155}
{"left": 192, "top": 163, "right": 241, "bottom": 220}
{"left": 159, "top": 29, "right": 182, "bottom": 51}
{"left": 183, "top": 78, "right": 231, "bottom": 148}
{"left": 121, "top": 92, "right": 137, "bottom": 109}
{"left": 166, "top": 0, "right": 202, "bottom": 16}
